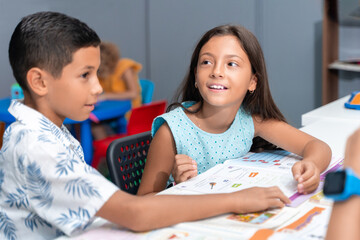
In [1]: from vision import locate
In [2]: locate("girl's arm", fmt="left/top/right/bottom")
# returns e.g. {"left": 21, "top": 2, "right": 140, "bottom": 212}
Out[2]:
{"left": 99, "top": 68, "right": 139, "bottom": 101}
{"left": 253, "top": 117, "right": 331, "bottom": 193}
{"left": 137, "top": 122, "right": 204, "bottom": 195}
{"left": 137, "top": 122, "right": 176, "bottom": 195}
{"left": 97, "top": 186, "right": 290, "bottom": 232}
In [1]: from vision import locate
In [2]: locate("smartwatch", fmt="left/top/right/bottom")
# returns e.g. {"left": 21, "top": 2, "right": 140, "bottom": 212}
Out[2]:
{"left": 323, "top": 168, "right": 360, "bottom": 201}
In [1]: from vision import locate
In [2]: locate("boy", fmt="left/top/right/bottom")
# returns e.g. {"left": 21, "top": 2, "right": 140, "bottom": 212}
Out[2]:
{"left": 0, "top": 11, "right": 290, "bottom": 239}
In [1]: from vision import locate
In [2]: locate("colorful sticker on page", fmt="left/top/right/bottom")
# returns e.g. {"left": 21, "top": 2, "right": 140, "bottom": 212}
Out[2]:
{"left": 225, "top": 150, "right": 302, "bottom": 171}
{"left": 227, "top": 211, "right": 276, "bottom": 224}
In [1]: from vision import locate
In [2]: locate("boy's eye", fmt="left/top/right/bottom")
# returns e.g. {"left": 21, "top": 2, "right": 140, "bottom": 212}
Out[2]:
{"left": 81, "top": 72, "right": 90, "bottom": 79}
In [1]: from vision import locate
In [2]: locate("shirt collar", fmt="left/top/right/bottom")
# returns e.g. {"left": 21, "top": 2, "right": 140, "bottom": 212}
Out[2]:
{"left": 8, "top": 99, "right": 85, "bottom": 161}
{"left": 9, "top": 100, "right": 75, "bottom": 142}
{"left": 9, "top": 99, "right": 60, "bottom": 129}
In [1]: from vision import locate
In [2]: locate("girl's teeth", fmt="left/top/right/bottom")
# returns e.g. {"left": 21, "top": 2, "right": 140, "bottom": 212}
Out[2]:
{"left": 211, "top": 85, "right": 224, "bottom": 89}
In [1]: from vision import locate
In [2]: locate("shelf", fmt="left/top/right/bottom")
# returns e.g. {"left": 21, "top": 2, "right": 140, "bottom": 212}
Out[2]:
{"left": 328, "top": 61, "right": 360, "bottom": 72}
{"left": 323, "top": 0, "right": 360, "bottom": 104}
{"left": 322, "top": 0, "right": 339, "bottom": 104}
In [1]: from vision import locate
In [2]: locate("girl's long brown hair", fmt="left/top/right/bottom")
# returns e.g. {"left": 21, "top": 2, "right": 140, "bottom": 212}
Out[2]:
{"left": 169, "top": 24, "right": 286, "bottom": 151}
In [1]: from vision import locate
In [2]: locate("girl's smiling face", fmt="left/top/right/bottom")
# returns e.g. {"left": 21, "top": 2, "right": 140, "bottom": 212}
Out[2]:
{"left": 195, "top": 35, "right": 257, "bottom": 109}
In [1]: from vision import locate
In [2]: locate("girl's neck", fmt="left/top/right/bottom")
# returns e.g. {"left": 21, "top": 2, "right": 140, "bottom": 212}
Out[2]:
{"left": 188, "top": 102, "right": 240, "bottom": 134}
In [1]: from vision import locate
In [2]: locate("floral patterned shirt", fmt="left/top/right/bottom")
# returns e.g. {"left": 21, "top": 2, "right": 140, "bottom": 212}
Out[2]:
{"left": 0, "top": 100, "right": 118, "bottom": 240}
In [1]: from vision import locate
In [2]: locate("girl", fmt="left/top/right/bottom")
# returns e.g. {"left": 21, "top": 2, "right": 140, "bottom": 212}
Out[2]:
{"left": 137, "top": 24, "right": 331, "bottom": 196}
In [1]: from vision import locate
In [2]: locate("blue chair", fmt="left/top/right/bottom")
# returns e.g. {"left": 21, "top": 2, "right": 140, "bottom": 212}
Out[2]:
{"left": 139, "top": 79, "right": 154, "bottom": 104}
{"left": 114, "top": 79, "right": 154, "bottom": 135}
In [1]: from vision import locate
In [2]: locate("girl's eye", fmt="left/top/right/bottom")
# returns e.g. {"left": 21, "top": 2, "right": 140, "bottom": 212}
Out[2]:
{"left": 228, "top": 62, "right": 238, "bottom": 67}
{"left": 201, "top": 60, "right": 211, "bottom": 65}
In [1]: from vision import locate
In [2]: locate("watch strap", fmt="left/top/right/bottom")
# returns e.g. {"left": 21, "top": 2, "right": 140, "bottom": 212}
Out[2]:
{"left": 345, "top": 168, "right": 360, "bottom": 198}
{"left": 324, "top": 168, "right": 360, "bottom": 201}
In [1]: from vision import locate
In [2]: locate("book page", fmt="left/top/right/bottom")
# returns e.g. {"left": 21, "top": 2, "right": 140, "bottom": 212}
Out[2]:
{"left": 173, "top": 163, "right": 297, "bottom": 197}
{"left": 180, "top": 207, "right": 298, "bottom": 229}
{"left": 250, "top": 202, "right": 333, "bottom": 240}
{"left": 224, "top": 150, "right": 301, "bottom": 171}
{"left": 171, "top": 151, "right": 343, "bottom": 207}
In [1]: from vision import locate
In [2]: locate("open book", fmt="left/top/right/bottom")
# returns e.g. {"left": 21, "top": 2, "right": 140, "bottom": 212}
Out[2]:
{"left": 67, "top": 151, "right": 342, "bottom": 240}
{"left": 172, "top": 150, "right": 342, "bottom": 203}
{"left": 161, "top": 150, "right": 343, "bottom": 232}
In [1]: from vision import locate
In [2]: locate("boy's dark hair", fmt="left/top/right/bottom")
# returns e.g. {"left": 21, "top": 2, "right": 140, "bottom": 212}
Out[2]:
{"left": 8, "top": 11, "right": 101, "bottom": 92}
{"left": 170, "top": 24, "right": 286, "bottom": 151}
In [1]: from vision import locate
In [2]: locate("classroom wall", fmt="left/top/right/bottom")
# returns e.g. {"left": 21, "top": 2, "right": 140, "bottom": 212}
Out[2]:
{"left": 0, "top": 0, "right": 50, "bottom": 100}
{"left": 147, "top": 0, "right": 257, "bottom": 103}
{"left": 0, "top": 0, "right": 324, "bottom": 128}
{"left": 262, "top": 0, "right": 323, "bottom": 125}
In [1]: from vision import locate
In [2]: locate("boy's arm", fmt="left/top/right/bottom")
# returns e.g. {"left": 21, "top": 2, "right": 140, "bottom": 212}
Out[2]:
{"left": 326, "top": 128, "right": 360, "bottom": 240}
{"left": 97, "top": 186, "right": 291, "bottom": 232}
{"left": 137, "top": 123, "right": 176, "bottom": 195}
{"left": 254, "top": 117, "right": 332, "bottom": 193}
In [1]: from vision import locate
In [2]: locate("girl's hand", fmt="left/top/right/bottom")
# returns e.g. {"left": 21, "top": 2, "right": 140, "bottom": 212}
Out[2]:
{"left": 172, "top": 154, "right": 198, "bottom": 184}
{"left": 232, "top": 186, "right": 291, "bottom": 213}
{"left": 292, "top": 161, "right": 320, "bottom": 194}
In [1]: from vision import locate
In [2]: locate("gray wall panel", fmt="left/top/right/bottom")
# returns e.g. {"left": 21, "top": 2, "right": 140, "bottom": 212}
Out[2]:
{"left": 48, "top": 0, "right": 148, "bottom": 78}
{"left": 0, "top": 0, "right": 147, "bottom": 97}
{"left": 0, "top": 0, "right": 50, "bottom": 98}
{"left": 0, "top": 1, "right": 326, "bottom": 128}
{"left": 148, "top": 0, "right": 256, "bottom": 103}
{"left": 262, "top": 0, "right": 323, "bottom": 126}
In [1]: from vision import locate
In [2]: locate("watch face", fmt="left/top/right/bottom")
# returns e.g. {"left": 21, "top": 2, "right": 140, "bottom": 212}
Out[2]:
{"left": 323, "top": 171, "right": 346, "bottom": 195}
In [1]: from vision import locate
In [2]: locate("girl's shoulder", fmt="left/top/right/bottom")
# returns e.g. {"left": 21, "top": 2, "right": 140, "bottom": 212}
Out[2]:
{"left": 151, "top": 101, "right": 196, "bottom": 136}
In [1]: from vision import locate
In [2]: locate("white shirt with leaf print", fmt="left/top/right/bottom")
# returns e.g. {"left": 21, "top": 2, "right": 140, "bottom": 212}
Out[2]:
{"left": 0, "top": 100, "right": 118, "bottom": 240}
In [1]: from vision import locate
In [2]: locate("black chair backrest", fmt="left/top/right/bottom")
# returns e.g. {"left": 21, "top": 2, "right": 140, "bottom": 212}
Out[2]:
{"left": 106, "top": 131, "right": 152, "bottom": 195}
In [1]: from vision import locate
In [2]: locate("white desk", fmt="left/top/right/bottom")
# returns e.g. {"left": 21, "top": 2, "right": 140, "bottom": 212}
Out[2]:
{"left": 57, "top": 98, "right": 360, "bottom": 240}
{"left": 302, "top": 95, "right": 360, "bottom": 127}
{"left": 301, "top": 94, "right": 360, "bottom": 157}
{"left": 301, "top": 118, "right": 360, "bottom": 157}
{"left": 57, "top": 116, "right": 351, "bottom": 240}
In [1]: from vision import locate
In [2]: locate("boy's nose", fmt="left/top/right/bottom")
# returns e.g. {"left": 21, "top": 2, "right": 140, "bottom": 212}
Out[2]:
{"left": 93, "top": 77, "right": 103, "bottom": 95}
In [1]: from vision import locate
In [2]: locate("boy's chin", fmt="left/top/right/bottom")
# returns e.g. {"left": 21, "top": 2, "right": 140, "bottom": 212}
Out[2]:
{"left": 79, "top": 115, "right": 91, "bottom": 122}
{"left": 70, "top": 115, "right": 90, "bottom": 122}
{"left": 66, "top": 112, "right": 96, "bottom": 123}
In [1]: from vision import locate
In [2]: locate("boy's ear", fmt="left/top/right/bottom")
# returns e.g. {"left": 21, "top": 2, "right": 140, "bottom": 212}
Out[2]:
{"left": 249, "top": 74, "right": 258, "bottom": 92}
{"left": 26, "top": 67, "right": 48, "bottom": 96}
